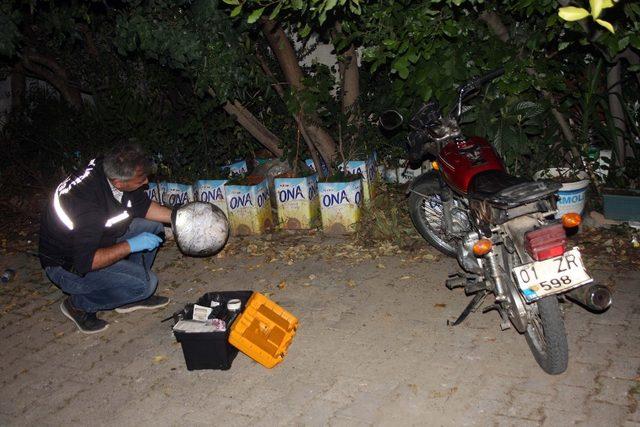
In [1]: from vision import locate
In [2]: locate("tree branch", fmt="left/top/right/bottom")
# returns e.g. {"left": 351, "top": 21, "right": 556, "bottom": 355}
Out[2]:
{"left": 208, "top": 87, "right": 283, "bottom": 157}
{"left": 255, "top": 50, "right": 325, "bottom": 177}
{"left": 22, "top": 53, "right": 82, "bottom": 108}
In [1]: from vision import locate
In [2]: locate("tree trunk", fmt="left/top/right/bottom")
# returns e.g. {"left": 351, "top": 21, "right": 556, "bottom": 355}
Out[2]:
{"left": 261, "top": 19, "right": 337, "bottom": 168}
{"left": 254, "top": 51, "right": 325, "bottom": 176}
{"left": 479, "top": 12, "right": 509, "bottom": 43}
{"left": 22, "top": 52, "right": 83, "bottom": 108}
{"left": 607, "top": 60, "right": 629, "bottom": 165}
{"left": 340, "top": 45, "right": 360, "bottom": 114}
{"left": 10, "top": 64, "right": 26, "bottom": 112}
{"left": 619, "top": 49, "right": 640, "bottom": 86}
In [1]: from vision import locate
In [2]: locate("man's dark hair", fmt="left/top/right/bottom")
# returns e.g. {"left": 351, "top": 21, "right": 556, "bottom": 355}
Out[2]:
{"left": 103, "top": 144, "right": 155, "bottom": 180}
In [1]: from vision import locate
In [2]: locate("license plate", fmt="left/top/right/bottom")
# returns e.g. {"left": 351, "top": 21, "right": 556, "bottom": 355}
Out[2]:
{"left": 512, "top": 247, "right": 593, "bottom": 303}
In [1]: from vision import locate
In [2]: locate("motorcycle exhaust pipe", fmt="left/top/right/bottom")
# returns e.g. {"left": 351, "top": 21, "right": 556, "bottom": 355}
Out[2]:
{"left": 566, "top": 284, "right": 612, "bottom": 312}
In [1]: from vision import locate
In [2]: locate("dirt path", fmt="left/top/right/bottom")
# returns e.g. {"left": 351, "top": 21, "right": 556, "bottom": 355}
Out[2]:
{"left": 1, "top": 232, "right": 639, "bottom": 426}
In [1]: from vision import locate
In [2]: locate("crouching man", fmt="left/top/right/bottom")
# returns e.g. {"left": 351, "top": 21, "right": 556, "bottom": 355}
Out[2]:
{"left": 39, "top": 144, "right": 173, "bottom": 333}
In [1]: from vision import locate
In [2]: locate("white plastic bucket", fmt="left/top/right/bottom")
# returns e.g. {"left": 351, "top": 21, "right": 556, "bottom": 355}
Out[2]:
{"left": 534, "top": 168, "right": 590, "bottom": 217}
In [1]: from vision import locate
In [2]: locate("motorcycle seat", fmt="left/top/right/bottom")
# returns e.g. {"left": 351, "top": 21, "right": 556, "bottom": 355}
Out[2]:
{"left": 469, "top": 170, "right": 561, "bottom": 207}
{"left": 469, "top": 170, "right": 526, "bottom": 195}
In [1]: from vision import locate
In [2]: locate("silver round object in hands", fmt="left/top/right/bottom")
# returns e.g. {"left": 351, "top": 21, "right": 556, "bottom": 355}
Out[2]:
{"left": 171, "top": 202, "right": 230, "bottom": 257}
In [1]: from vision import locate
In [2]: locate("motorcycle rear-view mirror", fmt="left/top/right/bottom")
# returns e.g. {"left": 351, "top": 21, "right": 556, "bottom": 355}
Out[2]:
{"left": 378, "top": 110, "right": 404, "bottom": 131}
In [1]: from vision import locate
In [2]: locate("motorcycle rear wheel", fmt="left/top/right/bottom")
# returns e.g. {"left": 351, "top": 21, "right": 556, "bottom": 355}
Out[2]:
{"left": 408, "top": 181, "right": 456, "bottom": 256}
{"left": 525, "top": 296, "right": 569, "bottom": 375}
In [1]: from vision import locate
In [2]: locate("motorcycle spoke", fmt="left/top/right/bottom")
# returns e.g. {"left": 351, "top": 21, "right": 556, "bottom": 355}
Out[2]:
{"left": 420, "top": 197, "right": 451, "bottom": 239}
{"left": 528, "top": 315, "right": 547, "bottom": 355}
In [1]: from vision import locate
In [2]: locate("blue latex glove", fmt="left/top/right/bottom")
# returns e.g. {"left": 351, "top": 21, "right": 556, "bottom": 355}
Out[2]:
{"left": 127, "top": 232, "right": 163, "bottom": 253}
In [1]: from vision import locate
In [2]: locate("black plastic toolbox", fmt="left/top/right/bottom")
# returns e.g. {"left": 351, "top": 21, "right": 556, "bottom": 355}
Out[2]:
{"left": 173, "top": 290, "right": 253, "bottom": 370}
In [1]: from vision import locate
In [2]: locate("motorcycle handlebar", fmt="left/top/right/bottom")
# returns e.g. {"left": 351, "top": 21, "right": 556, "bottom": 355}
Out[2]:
{"left": 459, "top": 67, "right": 504, "bottom": 98}
{"left": 472, "top": 67, "right": 505, "bottom": 90}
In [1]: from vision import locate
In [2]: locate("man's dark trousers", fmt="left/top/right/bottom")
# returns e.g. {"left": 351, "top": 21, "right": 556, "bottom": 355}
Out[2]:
{"left": 45, "top": 219, "right": 163, "bottom": 313}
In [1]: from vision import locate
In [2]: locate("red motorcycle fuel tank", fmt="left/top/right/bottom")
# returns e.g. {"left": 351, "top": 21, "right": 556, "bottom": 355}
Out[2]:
{"left": 437, "top": 136, "right": 505, "bottom": 194}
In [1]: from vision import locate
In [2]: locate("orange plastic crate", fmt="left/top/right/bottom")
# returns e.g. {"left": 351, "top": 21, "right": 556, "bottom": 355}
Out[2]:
{"left": 228, "top": 292, "right": 298, "bottom": 368}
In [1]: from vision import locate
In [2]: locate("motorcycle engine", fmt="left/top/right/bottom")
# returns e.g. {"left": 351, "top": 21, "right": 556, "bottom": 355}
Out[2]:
{"left": 450, "top": 207, "right": 472, "bottom": 234}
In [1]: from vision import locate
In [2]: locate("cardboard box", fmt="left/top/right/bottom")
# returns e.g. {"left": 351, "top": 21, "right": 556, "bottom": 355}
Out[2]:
{"left": 193, "top": 179, "right": 228, "bottom": 217}
{"left": 318, "top": 178, "right": 362, "bottom": 234}
{"left": 160, "top": 182, "right": 193, "bottom": 207}
{"left": 341, "top": 155, "right": 377, "bottom": 202}
{"left": 221, "top": 160, "right": 248, "bottom": 177}
{"left": 225, "top": 178, "right": 273, "bottom": 235}
{"left": 145, "top": 182, "right": 162, "bottom": 203}
{"left": 274, "top": 174, "right": 320, "bottom": 229}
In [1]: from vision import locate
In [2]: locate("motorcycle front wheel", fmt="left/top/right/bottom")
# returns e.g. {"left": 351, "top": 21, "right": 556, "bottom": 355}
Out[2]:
{"left": 524, "top": 296, "right": 569, "bottom": 375}
{"left": 408, "top": 180, "right": 456, "bottom": 256}
{"left": 503, "top": 247, "right": 569, "bottom": 374}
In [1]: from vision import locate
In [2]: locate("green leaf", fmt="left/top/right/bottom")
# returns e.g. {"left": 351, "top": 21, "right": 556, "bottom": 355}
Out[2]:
{"left": 269, "top": 3, "right": 283, "bottom": 19}
{"left": 558, "top": 7, "right": 590, "bottom": 21}
{"left": 590, "top": 0, "right": 615, "bottom": 20}
{"left": 319, "top": 11, "right": 327, "bottom": 25}
{"left": 393, "top": 56, "right": 410, "bottom": 79}
{"left": 618, "top": 36, "right": 629, "bottom": 51}
{"left": 230, "top": 5, "right": 242, "bottom": 17}
{"left": 247, "top": 7, "right": 265, "bottom": 24}
{"left": 443, "top": 20, "right": 458, "bottom": 37}
{"left": 349, "top": 0, "right": 361, "bottom": 15}
{"left": 514, "top": 101, "right": 544, "bottom": 119}
{"left": 299, "top": 24, "right": 311, "bottom": 38}
{"left": 382, "top": 39, "right": 398, "bottom": 48}
{"left": 324, "top": 0, "right": 338, "bottom": 12}
{"left": 222, "top": 0, "right": 239, "bottom": 5}
{"left": 558, "top": 41, "right": 570, "bottom": 51}
{"left": 595, "top": 19, "right": 615, "bottom": 34}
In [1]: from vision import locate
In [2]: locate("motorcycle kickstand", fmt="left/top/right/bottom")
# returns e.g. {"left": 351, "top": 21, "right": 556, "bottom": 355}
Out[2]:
{"left": 482, "top": 303, "right": 512, "bottom": 330}
{"left": 448, "top": 290, "right": 488, "bottom": 327}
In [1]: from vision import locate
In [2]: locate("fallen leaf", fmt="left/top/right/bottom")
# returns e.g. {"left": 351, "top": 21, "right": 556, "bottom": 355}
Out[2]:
{"left": 400, "top": 275, "right": 412, "bottom": 280}
{"left": 152, "top": 355, "right": 167, "bottom": 364}
{"left": 434, "top": 303, "right": 446, "bottom": 308}
{"left": 347, "top": 280, "right": 356, "bottom": 287}
{"left": 308, "top": 274, "right": 316, "bottom": 280}
{"left": 377, "top": 263, "right": 386, "bottom": 269}
{"left": 278, "top": 280, "right": 286, "bottom": 289}
{"left": 54, "top": 331, "right": 65, "bottom": 338}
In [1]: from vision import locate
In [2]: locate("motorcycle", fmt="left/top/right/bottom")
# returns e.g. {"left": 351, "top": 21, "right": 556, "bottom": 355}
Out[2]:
{"left": 380, "top": 68, "right": 612, "bottom": 375}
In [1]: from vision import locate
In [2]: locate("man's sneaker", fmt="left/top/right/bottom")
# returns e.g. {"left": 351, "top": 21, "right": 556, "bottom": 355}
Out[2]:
{"left": 60, "top": 298, "right": 109, "bottom": 334}
{"left": 115, "top": 295, "right": 170, "bottom": 314}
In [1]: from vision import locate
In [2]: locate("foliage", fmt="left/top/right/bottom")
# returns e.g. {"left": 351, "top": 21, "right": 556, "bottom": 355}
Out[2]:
{"left": 463, "top": 96, "right": 552, "bottom": 177}
{"left": 1, "top": 0, "right": 640, "bottom": 194}
{"left": 558, "top": 0, "right": 617, "bottom": 34}
{"left": 605, "top": 157, "right": 640, "bottom": 190}
{"left": 0, "top": 73, "right": 261, "bottom": 195}
{"left": 354, "top": 182, "right": 415, "bottom": 246}
{"left": 113, "top": 0, "right": 261, "bottom": 102}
